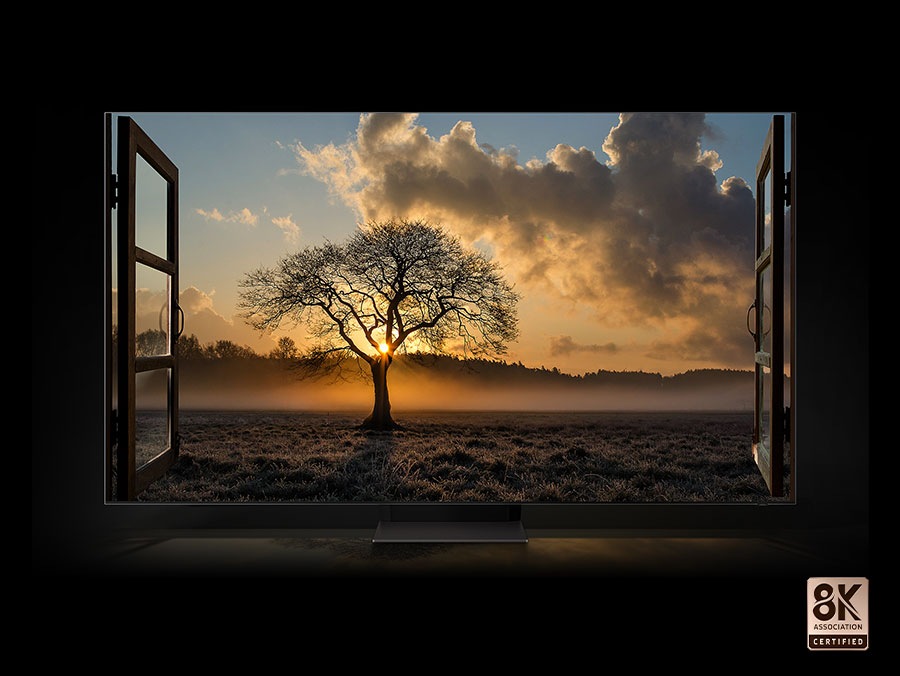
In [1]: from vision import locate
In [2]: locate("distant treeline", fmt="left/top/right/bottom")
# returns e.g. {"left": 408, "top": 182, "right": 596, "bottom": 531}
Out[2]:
{"left": 127, "top": 330, "right": 300, "bottom": 361}
{"left": 126, "top": 329, "right": 755, "bottom": 387}
{"left": 395, "top": 352, "right": 755, "bottom": 390}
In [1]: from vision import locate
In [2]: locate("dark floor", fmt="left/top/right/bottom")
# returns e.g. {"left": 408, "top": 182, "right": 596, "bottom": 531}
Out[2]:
{"left": 77, "top": 526, "right": 868, "bottom": 578}
{"left": 34, "top": 524, "right": 872, "bottom": 657}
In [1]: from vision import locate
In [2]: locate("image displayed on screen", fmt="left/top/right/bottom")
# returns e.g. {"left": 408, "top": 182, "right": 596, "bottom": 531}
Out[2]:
{"left": 110, "top": 111, "right": 792, "bottom": 503}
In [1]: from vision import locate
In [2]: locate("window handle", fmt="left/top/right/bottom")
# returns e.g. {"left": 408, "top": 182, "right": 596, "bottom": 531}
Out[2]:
{"left": 175, "top": 302, "right": 185, "bottom": 339}
{"left": 746, "top": 300, "right": 757, "bottom": 340}
{"left": 159, "top": 303, "right": 184, "bottom": 341}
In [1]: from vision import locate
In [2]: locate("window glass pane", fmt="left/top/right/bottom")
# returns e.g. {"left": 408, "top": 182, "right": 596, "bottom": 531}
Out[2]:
{"left": 135, "top": 153, "right": 169, "bottom": 259}
{"left": 783, "top": 205, "right": 791, "bottom": 382}
{"left": 763, "top": 165, "right": 772, "bottom": 250}
{"left": 761, "top": 265, "right": 772, "bottom": 356}
{"left": 136, "top": 368, "right": 170, "bottom": 468}
{"left": 111, "top": 187, "right": 119, "bottom": 406}
{"left": 759, "top": 365, "right": 771, "bottom": 455}
{"left": 135, "top": 263, "right": 170, "bottom": 357}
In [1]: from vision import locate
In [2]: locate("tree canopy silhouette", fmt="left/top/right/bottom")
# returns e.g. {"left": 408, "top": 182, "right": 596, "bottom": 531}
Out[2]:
{"left": 239, "top": 218, "right": 519, "bottom": 429}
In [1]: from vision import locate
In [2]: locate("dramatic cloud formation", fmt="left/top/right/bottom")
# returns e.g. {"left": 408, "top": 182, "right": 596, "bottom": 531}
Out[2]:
{"left": 271, "top": 214, "right": 300, "bottom": 245}
{"left": 287, "top": 113, "right": 756, "bottom": 369}
{"left": 195, "top": 207, "right": 259, "bottom": 226}
{"left": 550, "top": 335, "right": 618, "bottom": 357}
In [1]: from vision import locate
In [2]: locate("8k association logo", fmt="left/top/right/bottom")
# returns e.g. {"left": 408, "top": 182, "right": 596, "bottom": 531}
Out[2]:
{"left": 808, "top": 578, "right": 869, "bottom": 650}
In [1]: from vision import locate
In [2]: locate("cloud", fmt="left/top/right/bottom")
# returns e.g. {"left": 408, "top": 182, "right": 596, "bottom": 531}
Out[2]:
{"left": 195, "top": 206, "right": 259, "bottom": 226}
{"left": 550, "top": 335, "right": 618, "bottom": 357}
{"left": 271, "top": 214, "right": 300, "bottom": 245}
{"left": 234, "top": 207, "right": 258, "bottom": 226}
{"left": 178, "top": 285, "right": 216, "bottom": 314}
{"left": 195, "top": 207, "right": 225, "bottom": 221}
{"left": 175, "top": 287, "right": 275, "bottom": 351}
{"left": 287, "top": 112, "right": 756, "bottom": 368}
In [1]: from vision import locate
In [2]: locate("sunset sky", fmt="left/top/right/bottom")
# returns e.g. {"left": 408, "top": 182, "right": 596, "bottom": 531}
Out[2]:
{"left": 117, "top": 111, "right": 787, "bottom": 376}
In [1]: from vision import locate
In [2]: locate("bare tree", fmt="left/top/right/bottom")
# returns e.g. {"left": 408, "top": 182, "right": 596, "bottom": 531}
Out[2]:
{"left": 239, "top": 219, "right": 519, "bottom": 429}
{"left": 136, "top": 329, "right": 167, "bottom": 357}
{"left": 178, "top": 333, "right": 204, "bottom": 360}
{"left": 270, "top": 335, "right": 299, "bottom": 360}
{"left": 205, "top": 340, "right": 258, "bottom": 360}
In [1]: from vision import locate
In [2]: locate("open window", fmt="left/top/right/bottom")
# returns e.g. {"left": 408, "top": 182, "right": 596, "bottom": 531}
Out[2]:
{"left": 107, "top": 115, "right": 182, "bottom": 500}
{"left": 750, "top": 114, "right": 794, "bottom": 497}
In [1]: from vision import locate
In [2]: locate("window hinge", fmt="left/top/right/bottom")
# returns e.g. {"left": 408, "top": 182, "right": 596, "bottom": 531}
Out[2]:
{"left": 109, "top": 173, "right": 118, "bottom": 209}
{"left": 784, "top": 171, "right": 792, "bottom": 207}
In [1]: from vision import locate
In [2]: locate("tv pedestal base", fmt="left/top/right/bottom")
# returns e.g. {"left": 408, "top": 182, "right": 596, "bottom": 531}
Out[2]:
{"left": 373, "top": 520, "right": 528, "bottom": 543}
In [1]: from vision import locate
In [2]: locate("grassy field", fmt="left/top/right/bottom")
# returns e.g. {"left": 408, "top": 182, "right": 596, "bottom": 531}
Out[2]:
{"left": 135, "top": 410, "right": 778, "bottom": 502}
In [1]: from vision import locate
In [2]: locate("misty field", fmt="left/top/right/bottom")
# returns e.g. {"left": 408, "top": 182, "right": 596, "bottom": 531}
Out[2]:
{"left": 136, "top": 410, "right": 778, "bottom": 502}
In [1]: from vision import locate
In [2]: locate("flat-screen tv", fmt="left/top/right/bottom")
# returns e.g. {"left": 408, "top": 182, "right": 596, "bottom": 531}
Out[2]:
{"left": 95, "top": 112, "right": 812, "bottom": 540}
{"left": 92, "top": 110, "right": 823, "bottom": 541}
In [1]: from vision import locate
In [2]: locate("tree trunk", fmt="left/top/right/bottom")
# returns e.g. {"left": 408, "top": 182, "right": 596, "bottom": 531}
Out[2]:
{"left": 362, "top": 353, "right": 398, "bottom": 430}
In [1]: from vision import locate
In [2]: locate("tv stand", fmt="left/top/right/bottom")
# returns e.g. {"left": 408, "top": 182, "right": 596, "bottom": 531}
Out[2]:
{"left": 373, "top": 520, "right": 528, "bottom": 543}
{"left": 372, "top": 505, "right": 528, "bottom": 543}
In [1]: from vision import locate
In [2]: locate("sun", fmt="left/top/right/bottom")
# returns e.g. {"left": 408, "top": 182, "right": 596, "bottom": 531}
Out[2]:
{"left": 379, "top": 342, "right": 389, "bottom": 353}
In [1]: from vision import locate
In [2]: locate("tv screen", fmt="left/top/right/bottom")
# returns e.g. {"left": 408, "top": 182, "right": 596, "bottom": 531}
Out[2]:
{"left": 106, "top": 111, "right": 794, "bottom": 505}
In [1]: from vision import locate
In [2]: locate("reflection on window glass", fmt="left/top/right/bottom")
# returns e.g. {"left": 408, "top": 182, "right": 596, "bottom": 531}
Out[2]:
{"left": 135, "top": 264, "right": 170, "bottom": 357}
{"left": 761, "top": 266, "right": 772, "bottom": 356}
{"left": 111, "top": 195, "right": 119, "bottom": 405}
{"left": 763, "top": 166, "right": 772, "bottom": 250}
{"left": 760, "top": 365, "right": 771, "bottom": 453}
{"left": 135, "top": 153, "right": 169, "bottom": 259}
{"left": 135, "top": 369, "right": 170, "bottom": 468}
{"left": 111, "top": 192, "right": 118, "bottom": 337}
{"left": 783, "top": 206, "right": 791, "bottom": 381}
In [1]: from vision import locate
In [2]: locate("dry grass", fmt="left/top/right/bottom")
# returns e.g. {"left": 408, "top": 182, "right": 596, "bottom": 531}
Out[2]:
{"left": 135, "top": 410, "right": 778, "bottom": 503}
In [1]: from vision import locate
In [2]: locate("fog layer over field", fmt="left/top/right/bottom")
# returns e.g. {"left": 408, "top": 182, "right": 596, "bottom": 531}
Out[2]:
{"left": 137, "top": 357, "right": 759, "bottom": 412}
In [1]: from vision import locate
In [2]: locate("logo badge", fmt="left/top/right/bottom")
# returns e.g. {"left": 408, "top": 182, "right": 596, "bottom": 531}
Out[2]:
{"left": 808, "top": 577, "right": 869, "bottom": 650}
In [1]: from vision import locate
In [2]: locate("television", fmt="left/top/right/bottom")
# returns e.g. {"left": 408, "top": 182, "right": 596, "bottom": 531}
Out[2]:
{"left": 32, "top": 110, "right": 868, "bottom": 561}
